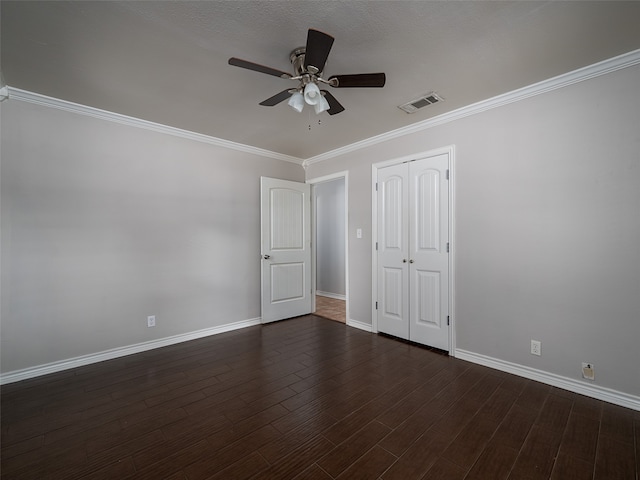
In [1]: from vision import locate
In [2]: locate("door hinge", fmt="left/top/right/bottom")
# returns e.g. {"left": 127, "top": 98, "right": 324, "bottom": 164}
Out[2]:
{"left": 447, "top": 315, "right": 450, "bottom": 326}
{"left": 446, "top": 242, "right": 450, "bottom": 253}
{"left": 375, "top": 182, "right": 378, "bottom": 191}
{"left": 375, "top": 301, "right": 378, "bottom": 310}
{"left": 446, "top": 169, "right": 450, "bottom": 180}
{"left": 375, "top": 242, "right": 378, "bottom": 251}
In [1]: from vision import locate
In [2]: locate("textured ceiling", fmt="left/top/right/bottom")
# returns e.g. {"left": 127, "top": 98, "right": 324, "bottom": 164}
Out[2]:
{"left": 3, "top": 1, "right": 640, "bottom": 159}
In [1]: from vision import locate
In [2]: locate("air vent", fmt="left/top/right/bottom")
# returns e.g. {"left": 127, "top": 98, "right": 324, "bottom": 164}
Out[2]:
{"left": 398, "top": 92, "right": 444, "bottom": 114}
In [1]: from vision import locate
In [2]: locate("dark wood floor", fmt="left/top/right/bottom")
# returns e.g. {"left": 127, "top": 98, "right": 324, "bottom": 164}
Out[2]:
{"left": 1, "top": 316, "right": 638, "bottom": 480}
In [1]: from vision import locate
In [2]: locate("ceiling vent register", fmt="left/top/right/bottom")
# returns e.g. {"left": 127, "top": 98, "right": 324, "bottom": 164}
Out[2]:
{"left": 398, "top": 92, "right": 443, "bottom": 113}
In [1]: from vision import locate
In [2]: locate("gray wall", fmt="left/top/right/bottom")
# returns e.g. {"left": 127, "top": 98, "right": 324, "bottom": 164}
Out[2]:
{"left": 305, "top": 65, "right": 640, "bottom": 397}
{"left": 315, "top": 178, "right": 345, "bottom": 297}
{"left": 0, "top": 99, "right": 304, "bottom": 373}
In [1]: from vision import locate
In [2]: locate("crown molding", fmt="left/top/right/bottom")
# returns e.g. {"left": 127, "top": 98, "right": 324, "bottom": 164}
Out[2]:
{"left": 303, "top": 48, "right": 640, "bottom": 167}
{"left": 6, "top": 87, "right": 304, "bottom": 165}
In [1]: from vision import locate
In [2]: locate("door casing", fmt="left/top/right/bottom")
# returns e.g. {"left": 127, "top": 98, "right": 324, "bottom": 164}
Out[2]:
{"left": 307, "top": 171, "right": 349, "bottom": 325}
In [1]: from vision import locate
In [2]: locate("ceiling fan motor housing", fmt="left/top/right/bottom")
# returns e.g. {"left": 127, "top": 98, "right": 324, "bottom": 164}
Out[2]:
{"left": 290, "top": 47, "right": 308, "bottom": 76}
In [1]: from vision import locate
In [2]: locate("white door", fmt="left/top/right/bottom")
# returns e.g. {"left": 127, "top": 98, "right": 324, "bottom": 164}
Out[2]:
{"left": 408, "top": 155, "right": 449, "bottom": 350}
{"left": 261, "top": 177, "right": 312, "bottom": 323}
{"left": 377, "top": 163, "right": 410, "bottom": 339}
{"left": 377, "top": 155, "right": 450, "bottom": 350}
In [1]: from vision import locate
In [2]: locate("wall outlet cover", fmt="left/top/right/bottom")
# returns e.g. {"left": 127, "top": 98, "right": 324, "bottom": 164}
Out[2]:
{"left": 582, "top": 362, "right": 595, "bottom": 380}
{"left": 530, "top": 340, "right": 541, "bottom": 356}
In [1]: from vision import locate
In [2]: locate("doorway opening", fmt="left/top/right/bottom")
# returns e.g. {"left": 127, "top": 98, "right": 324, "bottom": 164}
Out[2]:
{"left": 308, "top": 172, "right": 348, "bottom": 324}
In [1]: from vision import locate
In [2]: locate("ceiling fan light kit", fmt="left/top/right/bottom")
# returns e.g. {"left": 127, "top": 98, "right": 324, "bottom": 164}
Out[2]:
{"left": 287, "top": 92, "right": 305, "bottom": 113}
{"left": 314, "top": 95, "right": 330, "bottom": 114}
{"left": 228, "top": 28, "right": 386, "bottom": 116}
{"left": 303, "top": 82, "right": 321, "bottom": 105}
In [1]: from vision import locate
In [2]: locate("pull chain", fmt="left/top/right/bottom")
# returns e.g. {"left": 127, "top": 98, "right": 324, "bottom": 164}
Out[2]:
{"left": 307, "top": 113, "right": 323, "bottom": 131}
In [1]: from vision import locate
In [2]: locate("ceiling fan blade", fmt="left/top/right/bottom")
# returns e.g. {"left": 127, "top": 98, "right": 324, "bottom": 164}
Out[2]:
{"left": 321, "top": 90, "right": 345, "bottom": 115}
{"left": 328, "top": 73, "right": 386, "bottom": 88}
{"left": 228, "top": 57, "right": 292, "bottom": 79}
{"left": 304, "top": 29, "right": 334, "bottom": 74}
{"left": 259, "top": 89, "right": 293, "bottom": 106}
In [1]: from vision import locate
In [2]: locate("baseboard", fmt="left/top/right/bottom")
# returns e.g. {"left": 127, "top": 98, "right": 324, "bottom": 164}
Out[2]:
{"left": 455, "top": 349, "right": 640, "bottom": 411}
{"left": 0, "top": 317, "right": 262, "bottom": 385}
{"left": 346, "top": 318, "right": 373, "bottom": 333}
{"left": 316, "top": 291, "right": 346, "bottom": 301}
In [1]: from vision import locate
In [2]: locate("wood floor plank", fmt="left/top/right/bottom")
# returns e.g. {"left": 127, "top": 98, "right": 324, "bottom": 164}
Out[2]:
{"left": 464, "top": 441, "right": 520, "bottom": 480}
{"left": 380, "top": 433, "right": 449, "bottom": 480}
{"left": 335, "top": 445, "right": 397, "bottom": 480}
{"left": 508, "top": 425, "right": 563, "bottom": 480}
{"left": 292, "top": 463, "right": 333, "bottom": 480}
{"left": 185, "top": 425, "right": 280, "bottom": 480}
{"left": 202, "top": 451, "right": 270, "bottom": 480}
{"left": 248, "top": 434, "right": 335, "bottom": 480}
{"left": 535, "top": 394, "right": 573, "bottom": 433}
{"left": 593, "top": 434, "right": 636, "bottom": 480}
{"left": 316, "top": 420, "right": 391, "bottom": 478}
{"left": 599, "top": 403, "right": 635, "bottom": 444}
{"left": 441, "top": 415, "right": 501, "bottom": 470}
{"left": 549, "top": 453, "right": 594, "bottom": 480}
{"left": 489, "top": 404, "right": 538, "bottom": 450}
{"left": 420, "top": 457, "right": 467, "bottom": 480}
{"left": 558, "top": 411, "right": 599, "bottom": 463}
{"left": 260, "top": 411, "right": 338, "bottom": 464}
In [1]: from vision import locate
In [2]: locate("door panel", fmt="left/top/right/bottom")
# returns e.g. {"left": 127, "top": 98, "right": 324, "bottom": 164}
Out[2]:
{"left": 415, "top": 169, "right": 440, "bottom": 252}
{"left": 409, "top": 155, "right": 449, "bottom": 349}
{"left": 415, "top": 270, "right": 440, "bottom": 327}
{"left": 270, "top": 263, "right": 305, "bottom": 302}
{"left": 270, "top": 189, "right": 304, "bottom": 249}
{"left": 377, "top": 165, "right": 409, "bottom": 339}
{"left": 261, "top": 177, "right": 311, "bottom": 323}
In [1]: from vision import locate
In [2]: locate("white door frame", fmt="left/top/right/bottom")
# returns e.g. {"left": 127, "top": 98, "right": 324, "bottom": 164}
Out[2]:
{"left": 307, "top": 171, "right": 349, "bottom": 324}
{"left": 371, "top": 146, "right": 456, "bottom": 354}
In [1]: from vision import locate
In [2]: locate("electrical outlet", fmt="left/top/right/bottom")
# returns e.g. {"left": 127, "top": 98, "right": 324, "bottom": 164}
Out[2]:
{"left": 582, "top": 362, "right": 595, "bottom": 380}
{"left": 530, "top": 340, "right": 541, "bottom": 356}
{"left": 147, "top": 315, "right": 156, "bottom": 327}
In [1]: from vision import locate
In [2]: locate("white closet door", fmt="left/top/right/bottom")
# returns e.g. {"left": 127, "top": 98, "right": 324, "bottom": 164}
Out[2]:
{"left": 377, "top": 163, "right": 410, "bottom": 339}
{"left": 409, "top": 155, "right": 450, "bottom": 350}
{"left": 376, "top": 154, "right": 450, "bottom": 350}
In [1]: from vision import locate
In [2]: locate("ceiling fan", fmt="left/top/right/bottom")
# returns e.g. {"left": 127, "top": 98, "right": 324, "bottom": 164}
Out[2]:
{"left": 228, "top": 28, "right": 386, "bottom": 115}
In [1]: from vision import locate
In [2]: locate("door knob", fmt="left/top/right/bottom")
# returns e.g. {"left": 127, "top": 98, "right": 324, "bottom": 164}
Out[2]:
{"left": 409, "top": 259, "right": 414, "bottom": 263}
{"left": 402, "top": 259, "right": 407, "bottom": 263}
{"left": 263, "top": 254, "right": 271, "bottom": 260}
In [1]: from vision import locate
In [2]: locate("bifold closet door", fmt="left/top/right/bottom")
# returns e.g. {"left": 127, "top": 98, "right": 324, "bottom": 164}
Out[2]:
{"left": 377, "top": 163, "right": 410, "bottom": 340}
{"left": 408, "top": 155, "right": 449, "bottom": 350}
{"left": 377, "top": 155, "right": 449, "bottom": 350}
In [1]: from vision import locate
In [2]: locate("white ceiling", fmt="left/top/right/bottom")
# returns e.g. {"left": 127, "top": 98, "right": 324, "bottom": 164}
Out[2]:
{"left": 3, "top": 1, "right": 640, "bottom": 159}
